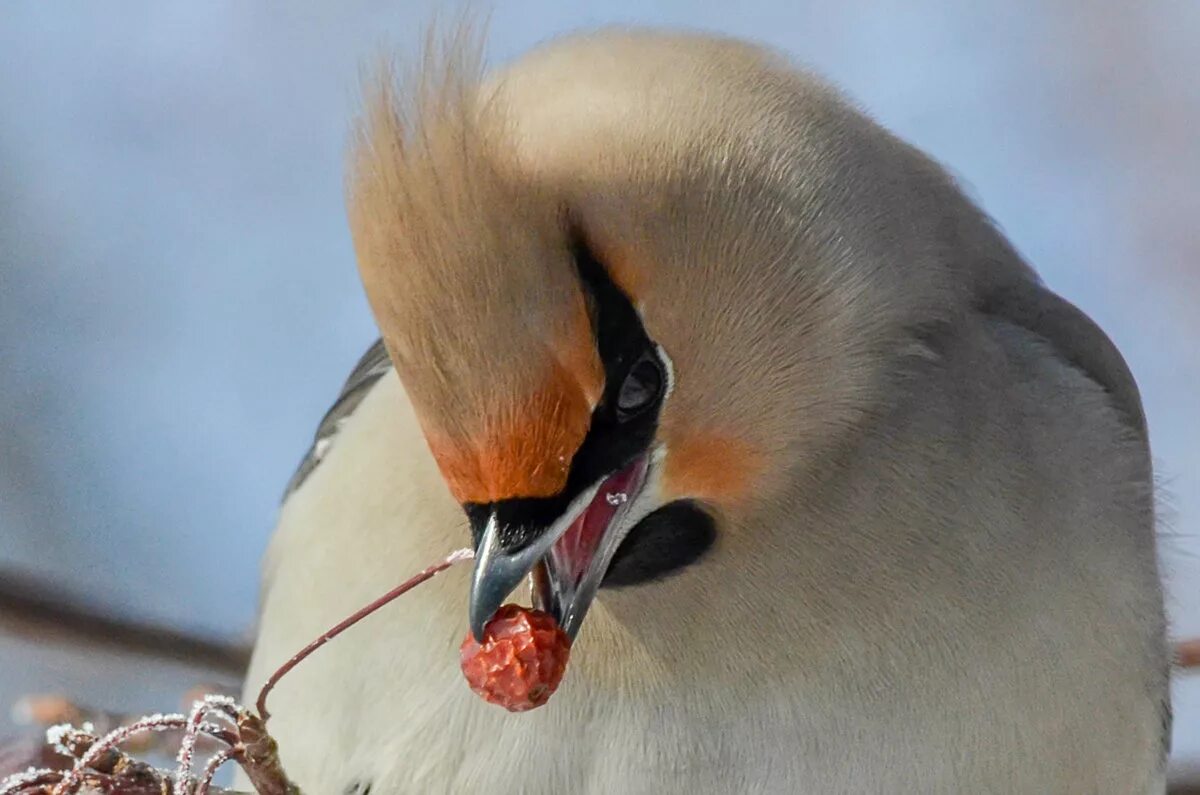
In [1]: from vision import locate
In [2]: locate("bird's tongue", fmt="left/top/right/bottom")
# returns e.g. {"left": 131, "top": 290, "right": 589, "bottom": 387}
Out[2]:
{"left": 548, "top": 461, "right": 644, "bottom": 586}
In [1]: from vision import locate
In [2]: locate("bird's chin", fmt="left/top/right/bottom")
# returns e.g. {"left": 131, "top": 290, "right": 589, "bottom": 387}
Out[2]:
{"left": 531, "top": 455, "right": 650, "bottom": 640}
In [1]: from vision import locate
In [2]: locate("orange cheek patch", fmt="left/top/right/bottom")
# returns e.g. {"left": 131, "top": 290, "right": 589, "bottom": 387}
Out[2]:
{"left": 661, "top": 432, "right": 765, "bottom": 507}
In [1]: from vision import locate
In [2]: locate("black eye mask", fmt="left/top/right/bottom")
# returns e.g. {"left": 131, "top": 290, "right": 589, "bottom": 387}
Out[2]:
{"left": 464, "top": 236, "right": 715, "bottom": 586}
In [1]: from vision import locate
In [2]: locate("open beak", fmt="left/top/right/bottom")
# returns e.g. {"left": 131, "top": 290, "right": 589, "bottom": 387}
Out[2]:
{"left": 468, "top": 456, "right": 649, "bottom": 642}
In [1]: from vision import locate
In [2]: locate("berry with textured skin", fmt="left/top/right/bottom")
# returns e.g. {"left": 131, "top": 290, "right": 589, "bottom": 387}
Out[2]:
{"left": 459, "top": 604, "right": 572, "bottom": 711}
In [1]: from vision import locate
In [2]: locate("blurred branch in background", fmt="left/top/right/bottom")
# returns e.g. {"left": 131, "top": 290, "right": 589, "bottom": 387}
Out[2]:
{"left": 0, "top": 568, "right": 250, "bottom": 677}
{"left": 1181, "top": 639, "right": 1200, "bottom": 670}
{"left": 0, "top": 571, "right": 249, "bottom": 791}
{"left": 0, "top": 567, "right": 1198, "bottom": 790}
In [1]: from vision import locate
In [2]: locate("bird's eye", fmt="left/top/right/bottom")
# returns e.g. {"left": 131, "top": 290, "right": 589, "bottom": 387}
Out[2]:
{"left": 615, "top": 352, "right": 663, "bottom": 421}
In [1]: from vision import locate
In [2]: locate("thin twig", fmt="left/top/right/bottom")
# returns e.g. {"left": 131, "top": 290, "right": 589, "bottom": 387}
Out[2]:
{"left": 173, "top": 698, "right": 236, "bottom": 795}
{"left": 194, "top": 748, "right": 235, "bottom": 795}
{"left": 255, "top": 546, "right": 473, "bottom": 721}
{"left": 0, "top": 767, "right": 61, "bottom": 794}
{"left": 50, "top": 715, "right": 189, "bottom": 795}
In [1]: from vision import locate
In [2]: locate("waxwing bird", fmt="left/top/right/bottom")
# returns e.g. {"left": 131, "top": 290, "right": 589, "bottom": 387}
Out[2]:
{"left": 242, "top": 28, "right": 1170, "bottom": 794}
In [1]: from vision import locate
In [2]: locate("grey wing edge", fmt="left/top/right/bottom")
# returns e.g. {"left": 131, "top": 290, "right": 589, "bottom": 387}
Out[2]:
{"left": 281, "top": 338, "right": 394, "bottom": 502}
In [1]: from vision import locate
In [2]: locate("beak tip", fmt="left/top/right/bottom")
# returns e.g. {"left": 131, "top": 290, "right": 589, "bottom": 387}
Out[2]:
{"left": 468, "top": 604, "right": 491, "bottom": 644}
{"left": 469, "top": 512, "right": 547, "bottom": 645}
{"left": 468, "top": 552, "right": 515, "bottom": 645}
{"left": 468, "top": 579, "right": 494, "bottom": 643}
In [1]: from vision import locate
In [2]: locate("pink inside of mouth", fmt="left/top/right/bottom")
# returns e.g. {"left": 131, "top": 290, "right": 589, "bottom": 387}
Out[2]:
{"left": 548, "top": 458, "right": 647, "bottom": 586}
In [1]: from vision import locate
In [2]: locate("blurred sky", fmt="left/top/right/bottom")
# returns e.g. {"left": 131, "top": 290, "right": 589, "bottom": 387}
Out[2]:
{"left": 1, "top": 0, "right": 1197, "bottom": 771}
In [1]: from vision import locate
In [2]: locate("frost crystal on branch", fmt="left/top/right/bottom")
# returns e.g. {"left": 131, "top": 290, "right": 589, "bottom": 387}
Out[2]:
{"left": 1, "top": 547, "right": 477, "bottom": 794}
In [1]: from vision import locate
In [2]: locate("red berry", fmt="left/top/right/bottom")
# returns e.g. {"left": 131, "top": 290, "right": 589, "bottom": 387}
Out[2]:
{"left": 459, "top": 604, "right": 572, "bottom": 712}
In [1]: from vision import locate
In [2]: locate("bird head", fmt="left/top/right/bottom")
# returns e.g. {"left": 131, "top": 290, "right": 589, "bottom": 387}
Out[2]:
{"left": 347, "top": 29, "right": 968, "bottom": 644}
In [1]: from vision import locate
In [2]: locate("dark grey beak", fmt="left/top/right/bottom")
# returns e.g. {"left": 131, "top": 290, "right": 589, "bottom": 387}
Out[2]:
{"left": 467, "top": 481, "right": 603, "bottom": 642}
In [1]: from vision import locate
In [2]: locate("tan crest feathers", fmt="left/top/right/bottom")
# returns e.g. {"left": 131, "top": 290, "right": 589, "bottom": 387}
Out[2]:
{"left": 345, "top": 24, "right": 603, "bottom": 506}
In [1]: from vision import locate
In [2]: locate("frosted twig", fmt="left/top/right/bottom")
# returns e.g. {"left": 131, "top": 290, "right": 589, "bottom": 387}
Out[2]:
{"left": 255, "top": 546, "right": 474, "bottom": 721}
{"left": 174, "top": 697, "right": 238, "bottom": 795}
{"left": 50, "top": 714, "right": 187, "bottom": 794}
{"left": 0, "top": 742, "right": 56, "bottom": 790}
{"left": 0, "top": 767, "right": 61, "bottom": 794}
{"left": 194, "top": 748, "right": 235, "bottom": 795}
{"left": 4, "top": 546, "right": 486, "bottom": 793}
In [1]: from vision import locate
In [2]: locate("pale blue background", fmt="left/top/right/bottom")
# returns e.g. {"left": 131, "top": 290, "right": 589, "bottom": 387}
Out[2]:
{"left": 1, "top": 0, "right": 1197, "bottom": 776}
